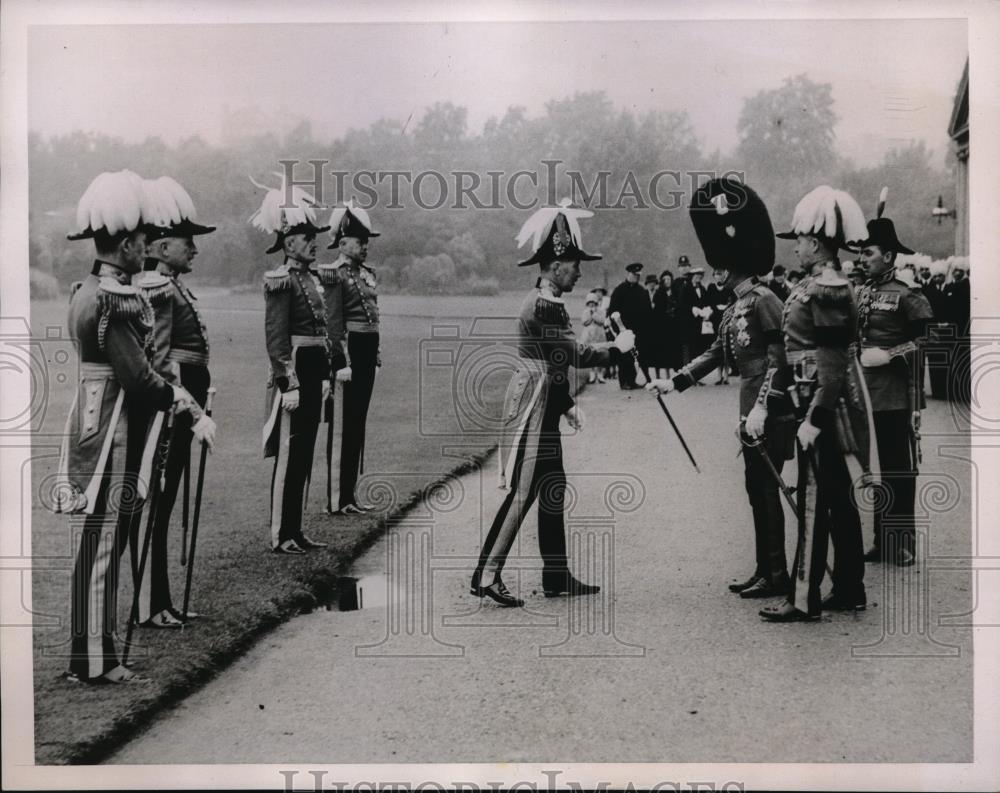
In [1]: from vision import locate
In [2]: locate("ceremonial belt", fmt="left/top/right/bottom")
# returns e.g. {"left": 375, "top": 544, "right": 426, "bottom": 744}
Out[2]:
{"left": 786, "top": 348, "right": 817, "bottom": 367}
{"left": 291, "top": 335, "right": 327, "bottom": 348}
{"left": 860, "top": 341, "right": 917, "bottom": 357}
{"left": 79, "top": 362, "right": 116, "bottom": 378}
{"left": 168, "top": 348, "right": 210, "bottom": 367}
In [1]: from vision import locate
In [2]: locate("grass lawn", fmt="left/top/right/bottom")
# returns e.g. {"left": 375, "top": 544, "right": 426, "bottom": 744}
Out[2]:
{"left": 29, "top": 286, "right": 595, "bottom": 764}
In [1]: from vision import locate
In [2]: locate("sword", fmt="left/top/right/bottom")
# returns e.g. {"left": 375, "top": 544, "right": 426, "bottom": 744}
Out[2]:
{"left": 179, "top": 454, "right": 191, "bottom": 566}
{"left": 739, "top": 425, "right": 797, "bottom": 515}
{"left": 182, "top": 386, "right": 216, "bottom": 621}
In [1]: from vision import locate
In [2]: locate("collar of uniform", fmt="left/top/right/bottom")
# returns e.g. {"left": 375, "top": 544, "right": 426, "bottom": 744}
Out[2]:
{"left": 93, "top": 260, "right": 130, "bottom": 283}
{"left": 537, "top": 278, "right": 564, "bottom": 303}
{"left": 732, "top": 276, "right": 757, "bottom": 298}
{"left": 866, "top": 267, "right": 896, "bottom": 287}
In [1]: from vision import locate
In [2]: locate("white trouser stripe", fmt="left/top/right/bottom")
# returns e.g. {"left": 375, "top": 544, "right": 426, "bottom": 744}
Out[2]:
{"left": 87, "top": 514, "right": 118, "bottom": 678}
{"left": 327, "top": 379, "right": 345, "bottom": 510}
{"left": 270, "top": 409, "right": 291, "bottom": 548}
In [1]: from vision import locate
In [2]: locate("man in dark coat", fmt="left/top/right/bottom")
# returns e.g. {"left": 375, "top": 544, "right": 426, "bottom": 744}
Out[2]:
{"left": 767, "top": 264, "right": 791, "bottom": 302}
{"left": 608, "top": 262, "right": 651, "bottom": 389}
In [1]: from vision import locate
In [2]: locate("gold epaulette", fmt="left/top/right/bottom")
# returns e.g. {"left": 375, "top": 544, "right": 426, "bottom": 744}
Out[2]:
{"left": 263, "top": 265, "right": 292, "bottom": 293}
{"left": 315, "top": 263, "right": 340, "bottom": 286}
{"left": 810, "top": 268, "right": 851, "bottom": 306}
{"left": 97, "top": 276, "right": 149, "bottom": 319}
{"left": 133, "top": 271, "right": 173, "bottom": 306}
{"left": 534, "top": 293, "right": 568, "bottom": 325}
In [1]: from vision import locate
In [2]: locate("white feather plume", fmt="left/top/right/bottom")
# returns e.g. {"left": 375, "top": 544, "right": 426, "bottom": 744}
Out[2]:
{"left": 327, "top": 198, "right": 375, "bottom": 235}
{"left": 789, "top": 185, "right": 867, "bottom": 244}
{"left": 515, "top": 198, "right": 594, "bottom": 253}
{"left": 73, "top": 170, "right": 145, "bottom": 235}
{"left": 141, "top": 176, "right": 198, "bottom": 227}
{"left": 248, "top": 174, "right": 320, "bottom": 235}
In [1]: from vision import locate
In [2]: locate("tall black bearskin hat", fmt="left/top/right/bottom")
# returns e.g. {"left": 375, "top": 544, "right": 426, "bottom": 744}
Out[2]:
{"left": 689, "top": 177, "right": 775, "bottom": 277}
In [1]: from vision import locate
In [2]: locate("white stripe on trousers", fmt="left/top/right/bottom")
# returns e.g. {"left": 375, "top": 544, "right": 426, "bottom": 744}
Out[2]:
{"left": 269, "top": 408, "right": 292, "bottom": 548}
{"left": 326, "top": 379, "right": 345, "bottom": 511}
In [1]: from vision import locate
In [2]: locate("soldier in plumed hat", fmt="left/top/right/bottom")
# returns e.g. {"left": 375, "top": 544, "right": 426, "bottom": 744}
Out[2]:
{"left": 470, "top": 200, "right": 636, "bottom": 607}
{"left": 53, "top": 170, "right": 213, "bottom": 683}
{"left": 853, "top": 190, "right": 934, "bottom": 567}
{"left": 131, "top": 176, "right": 217, "bottom": 628}
{"left": 608, "top": 262, "right": 651, "bottom": 390}
{"left": 760, "top": 185, "right": 875, "bottom": 622}
{"left": 649, "top": 178, "right": 794, "bottom": 599}
{"left": 252, "top": 179, "right": 331, "bottom": 555}
{"left": 317, "top": 201, "right": 381, "bottom": 514}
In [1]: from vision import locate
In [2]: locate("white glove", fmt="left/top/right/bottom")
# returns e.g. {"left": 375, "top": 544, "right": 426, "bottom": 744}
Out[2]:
{"left": 335, "top": 366, "right": 352, "bottom": 383}
{"left": 322, "top": 380, "right": 331, "bottom": 401}
{"left": 646, "top": 378, "right": 674, "bottom": 394}
{"left": 191, "top": 414, "right": 217, "bottom": 451}
{"left": 797, "top": 420, "right": 821, "bottom": 449}
{"left": 565, "top": 406, "right": 586, "bottom": 431}
{"left": 744, "top": 404, "right": 768, "bottom": 439}
{"left": 281, "top": 389, "right": 300, "bottom": 412}
{"left": 170, "top": 385, "right": 194, "bottom": 408}
{"left": 612, "top": 329, "right": 635, "bottom": 353}
{"left": 860, "top": 347, "right": 892, "bottom": 368}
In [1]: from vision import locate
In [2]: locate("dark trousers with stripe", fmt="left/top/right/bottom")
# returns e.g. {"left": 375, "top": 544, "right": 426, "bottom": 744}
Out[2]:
{"left": 742, "top": 417, "right": 792, "bottom": 584}
{"left": 871, "top": 409, "right": 917, "bottom": 556}
{"left": 790, "top": 429, "right": 866, "bottom": 615}
{"left": 473, "top": 410, "right": 569, "bottom": 586}
{"left": 271, "top": 347, "right": 324, "bottom": 545}
{"left": 69, "top": 417, "right": 138, "bottom": 678}
{"left": 136, "top": 363, "right": 210, "bottom": 619}
{"left": 338, "top": 332, "right": 379, "bottom": 508}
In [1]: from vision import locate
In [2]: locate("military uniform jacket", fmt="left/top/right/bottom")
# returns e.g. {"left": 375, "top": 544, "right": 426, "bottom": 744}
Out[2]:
{"left": 136, "top": 270, "right": 210, "bottom": 381}
{"left": 497, "top": 286, "right": 619, "bottom": 489}
{"left": 857, "top": 270, "right": 934, "bottom": 412}
{"left": 673, "top": 279, "right": 792, "bottom": 417}
{"left": 781, "top": 265, "right": 876, "bottom": 471}
{"left": 317, "top": 255, "right": 379, "bottom": 369}
{"left": 54, "top": 266, "right": 175, "bottom": 514}
{"left": 263, "top": 263, "right": 330, "bottom": 392}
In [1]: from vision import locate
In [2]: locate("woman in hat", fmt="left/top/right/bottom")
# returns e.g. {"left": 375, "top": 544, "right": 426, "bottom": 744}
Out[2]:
{"left": 646, "top": 270, "right": 682, "bottom": 380}
{"left": 580, "top": 290, "right": 608, "bottom": 383}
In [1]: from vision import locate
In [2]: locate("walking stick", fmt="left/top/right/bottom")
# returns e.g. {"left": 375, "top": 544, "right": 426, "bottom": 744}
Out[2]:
{"left": 179, "top": 455, "right": 191, "bottom": 566}
{"left": 182, "top": 386, "right": 216, "bottom": 621}
{"left": 611, "top": 311, "right": 701, "bottom": 473}
{"left": 123, "top": 407, "right": 176, "bottom": 667}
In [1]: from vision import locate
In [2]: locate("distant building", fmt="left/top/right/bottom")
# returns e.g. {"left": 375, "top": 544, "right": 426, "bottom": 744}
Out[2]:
{"left": 948, "top": 59, "right": 969, "bottom": 256}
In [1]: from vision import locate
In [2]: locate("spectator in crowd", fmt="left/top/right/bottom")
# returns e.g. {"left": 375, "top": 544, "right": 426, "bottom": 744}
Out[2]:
{"left": 580, "top": 290, "right": 608, "bottom": 383}
{"left": 706, "top": 267, "right": 735, "bottom": 384}
{"left": 768, "top": 264, "right": 790, "bottom": 302}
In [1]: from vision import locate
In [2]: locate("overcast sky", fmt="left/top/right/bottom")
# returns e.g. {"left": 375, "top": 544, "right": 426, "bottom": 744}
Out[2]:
{"left": 28, "top": 19, "right": 967, "bottom": 167}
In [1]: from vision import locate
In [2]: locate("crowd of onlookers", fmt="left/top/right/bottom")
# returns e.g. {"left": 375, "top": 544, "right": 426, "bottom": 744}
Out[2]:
{"left": 582, "top": 255, "right": 972, "bottom": 401}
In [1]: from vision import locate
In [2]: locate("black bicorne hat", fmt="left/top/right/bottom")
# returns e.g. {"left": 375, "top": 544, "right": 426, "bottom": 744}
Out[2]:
{"left": 851, "top": 217, "right": 914, "bottom": 255}
{"left": 146, "top": 217, "right": 217, "bottom": 241}
{"left": 689, "top": 177, "right": 775, "bottom": 277}
{"left": 516, "top": 208, "right": 602, "bottom": 267}
{"left": 327, "top": 205, "right": 381, "bottom": 249}
{"left": 266, "top": 220, "right": 330, "bottom": 254}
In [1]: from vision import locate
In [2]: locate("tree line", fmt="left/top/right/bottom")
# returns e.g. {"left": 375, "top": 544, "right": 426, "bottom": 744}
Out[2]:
{"left": 29, "top": 75, "right": 958, "bottom": 297}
